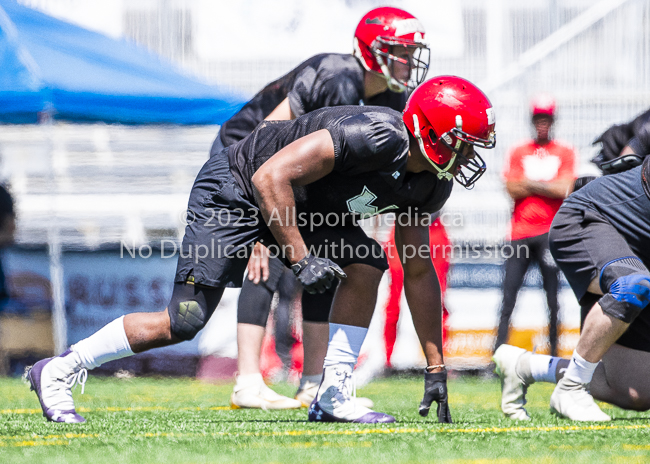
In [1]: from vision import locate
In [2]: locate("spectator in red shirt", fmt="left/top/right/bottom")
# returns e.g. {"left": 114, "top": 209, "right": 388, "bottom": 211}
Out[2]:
{"left": 495, "top": 95, "right": 577, "bottom": 356}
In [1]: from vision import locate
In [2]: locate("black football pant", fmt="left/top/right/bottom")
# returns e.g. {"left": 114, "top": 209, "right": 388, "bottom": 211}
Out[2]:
{"left": 495, "top": 233, "right": 560, "bottom": 356}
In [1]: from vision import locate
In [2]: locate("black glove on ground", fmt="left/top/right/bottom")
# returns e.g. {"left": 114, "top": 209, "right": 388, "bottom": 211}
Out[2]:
{"left": 291, "top": 254, "right": 346, "bottom": 294}
{"left": 419, "top": 370, "right": 452, "bottom": 423}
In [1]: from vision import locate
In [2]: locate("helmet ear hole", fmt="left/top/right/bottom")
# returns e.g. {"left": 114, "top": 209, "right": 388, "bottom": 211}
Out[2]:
{"left": 428, "top": 128, "right": 437, "bottom": 145}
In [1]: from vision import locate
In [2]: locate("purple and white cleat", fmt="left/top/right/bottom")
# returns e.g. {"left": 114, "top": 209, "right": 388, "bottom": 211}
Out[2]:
{"left": 308, "top": 364, "right": 395, "bottom": 424}
{"left": 26, "top": 349, "right": 87, "bottom": 423}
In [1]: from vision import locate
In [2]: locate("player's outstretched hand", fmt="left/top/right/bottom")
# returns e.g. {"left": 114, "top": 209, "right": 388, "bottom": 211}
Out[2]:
{"left": 291, "top": 254, "right": 346, "bottom": 294}
{"left": 419, "top": 370, "right": 452, "bottom": 423}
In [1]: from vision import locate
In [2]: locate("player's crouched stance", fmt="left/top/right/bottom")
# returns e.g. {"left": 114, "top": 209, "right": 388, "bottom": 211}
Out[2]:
{"left": 26, "top": 76, "right": 496, "bottom": 424}
{"left": 495, "top": 167, "right": 650, "bottom": 421}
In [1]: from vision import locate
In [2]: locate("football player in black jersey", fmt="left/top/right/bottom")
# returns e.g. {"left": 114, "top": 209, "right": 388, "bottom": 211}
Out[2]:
{"left": 211, "top": 7, "right": 429, "bottom": 152}
{"left": 494, "top": 109, "right": 650, "bottom": 421}
{"left": 216, "top": 7, "right": 431, "bottom": 410}
{"left": 27, "top": 76, "right": 496, "bottom": 424}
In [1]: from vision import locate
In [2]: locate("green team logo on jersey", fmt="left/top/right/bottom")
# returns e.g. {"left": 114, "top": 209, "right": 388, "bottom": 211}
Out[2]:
{"left": 346, "top": 186, "right": 398, "bottom": 219}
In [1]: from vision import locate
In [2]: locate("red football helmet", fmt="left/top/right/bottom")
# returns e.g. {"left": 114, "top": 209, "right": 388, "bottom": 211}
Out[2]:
{"left": 530, "top": 94, "right": 556, "bottom": 119}
{"left": 353, "top": 7, "right": 430, "bottom": 93}
{"left": 403, "top": 76, "right": 496, "bottom": 188}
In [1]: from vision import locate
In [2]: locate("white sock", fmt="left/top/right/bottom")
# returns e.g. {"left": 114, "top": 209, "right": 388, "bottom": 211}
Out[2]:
{"left": 235, "top": 373, "right": 264, "bottom": 389}
{"left": 299, "top": 374, "right": 322, "bottom": 389}
{"left": 323, "top": 323, "right": 367, "bottom": 367}
{"left": 529, "top": 354, "right": 561, "bottom": 383}
{"left": 72, "top": 316, "right": 134, "bottom": 370}
{"left": 564, "top": 350, "right": 599, "bottom": 384}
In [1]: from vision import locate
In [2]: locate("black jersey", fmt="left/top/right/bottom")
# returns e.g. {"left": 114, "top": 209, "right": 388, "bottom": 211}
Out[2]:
{"left": 215, "top": 54, "right": 407, "bottom": 149}
{"left": 226, "top": 106, "right": 452, "bottom": 221}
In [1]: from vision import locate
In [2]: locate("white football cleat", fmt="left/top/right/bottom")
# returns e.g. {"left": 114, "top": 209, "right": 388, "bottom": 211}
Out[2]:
{"left": 230, "top": 376, "right": 302, "bottom": 410}
{"left": 493, "top": 344, "right": 531, "bottom": 420}
{"left": 295, "top": 380, "right": 374, "bottom": 409}
{"left": 26, "top": 349, "right": 87, "bottom": 423}
{"left": 308, "top": 364, "right": 394, "bottom": 423}
{"left": 550, "top": 377, "right": 611, "bottom": 421}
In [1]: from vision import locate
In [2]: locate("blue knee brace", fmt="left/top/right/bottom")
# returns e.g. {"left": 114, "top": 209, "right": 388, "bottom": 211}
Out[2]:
{"left": 599, "top": 257, "right": 650, "bottom": 323}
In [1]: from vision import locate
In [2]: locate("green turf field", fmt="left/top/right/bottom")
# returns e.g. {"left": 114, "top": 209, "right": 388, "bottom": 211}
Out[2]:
{"left": 1, "top": 374, "right": 649, "bottom": 463}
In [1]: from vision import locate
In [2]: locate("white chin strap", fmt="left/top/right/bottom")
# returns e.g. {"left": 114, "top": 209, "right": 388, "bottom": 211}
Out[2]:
{"left": 412, "top": 114, "right": 455, "bottom": 181}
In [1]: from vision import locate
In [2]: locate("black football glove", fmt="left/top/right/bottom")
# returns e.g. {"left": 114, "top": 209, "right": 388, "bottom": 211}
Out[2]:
{"left": 419, "top": 370, "right": 452, "bottom": 423}
{"left": 291, "top": 253, "right": 347, "bottom": 294}
{"left": 592, "top": 123, "right": 634, "bottom": 170}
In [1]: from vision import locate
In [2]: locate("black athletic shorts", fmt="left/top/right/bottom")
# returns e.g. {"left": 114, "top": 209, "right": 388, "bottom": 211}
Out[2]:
{"left": 174, "top": 149, "right": 388, "bottom": 288}
{"left": 550, "top": 206, "right": 650, "bottom": 353}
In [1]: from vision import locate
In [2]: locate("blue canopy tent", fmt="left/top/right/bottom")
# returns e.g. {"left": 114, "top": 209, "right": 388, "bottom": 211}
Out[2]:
{"left": 0, "top": 1, "right": 248, "bottom": 357}
{"left": 0, "top": 0, "right": 244, "bottom": 124}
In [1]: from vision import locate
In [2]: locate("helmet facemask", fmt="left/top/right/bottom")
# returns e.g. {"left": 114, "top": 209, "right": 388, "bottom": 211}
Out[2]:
{"left": 412, "top": 114, "right": 495, "bottom": 189}
{"left": 371, "top": 37, "right": 430, "bottom": 93}
{"left": 443, "top": 140, "right": 487, "bottom": 190}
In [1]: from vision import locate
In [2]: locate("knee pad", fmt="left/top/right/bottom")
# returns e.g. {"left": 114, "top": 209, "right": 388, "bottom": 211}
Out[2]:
{"left": 599, "top": 257, "right": 650, "bottom": 323}
{"left": 169, "top": 299, "right": 210, "bottom": 340}
{"left": 168, "top": 282, "right": 222, "bottom": 340}
{"left": 302, "top": 281, "right": 337, "bottom": 323}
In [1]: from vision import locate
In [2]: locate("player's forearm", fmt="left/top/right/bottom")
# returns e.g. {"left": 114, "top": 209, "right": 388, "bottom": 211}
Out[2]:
{"left": 252, "top": 174, "right": 307, "bottom": 264}
{"left": 403, "top": 269, "right": 444, "bottom": 368}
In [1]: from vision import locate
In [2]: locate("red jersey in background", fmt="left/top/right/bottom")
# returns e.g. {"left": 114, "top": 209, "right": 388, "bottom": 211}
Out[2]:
{"left": 503, "top": 139, "right": 577, "bottom": 241}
